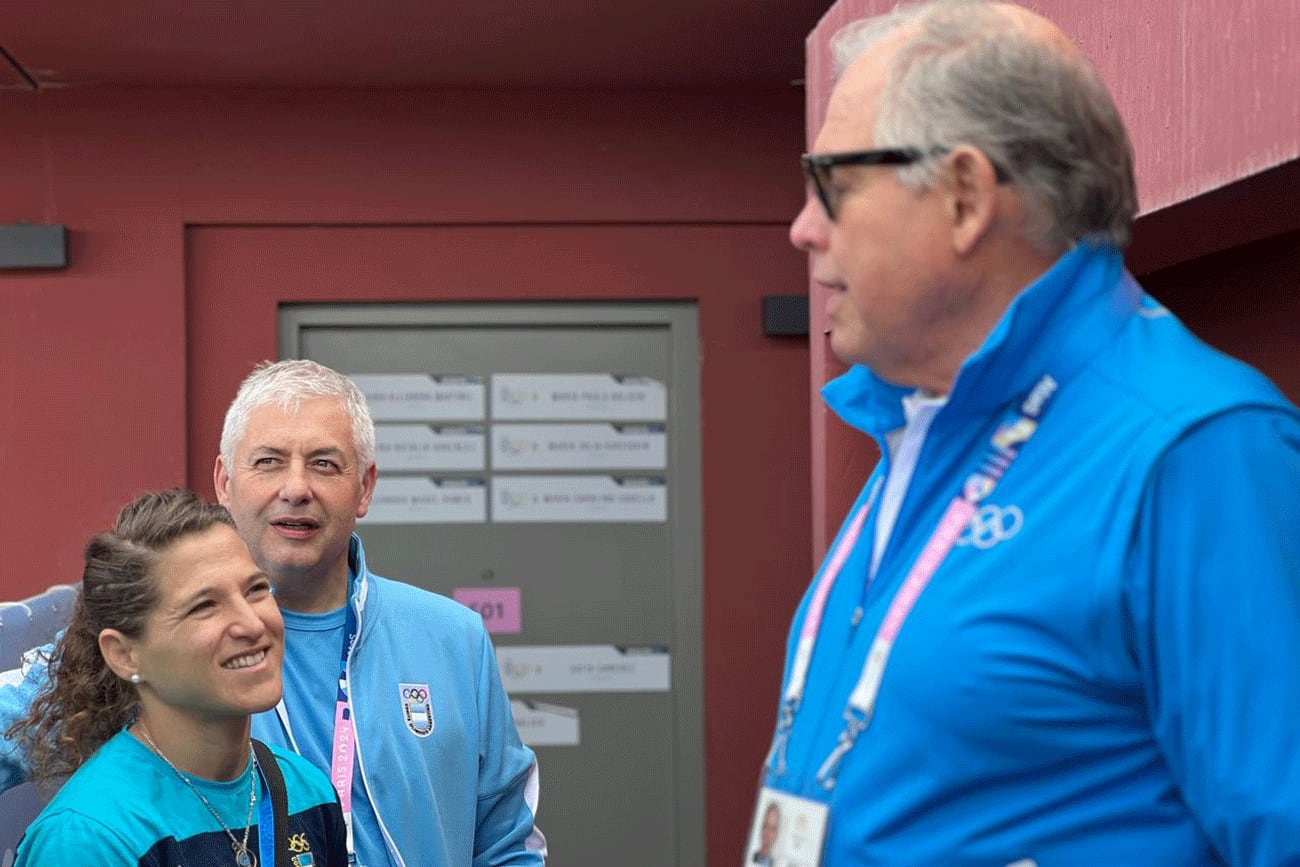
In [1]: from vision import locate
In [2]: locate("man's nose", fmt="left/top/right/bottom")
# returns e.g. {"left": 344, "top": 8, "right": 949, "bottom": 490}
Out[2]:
{"left": 278, "top": 461, "right": 312, "bottom": 503}
{"left": 790, "top": 194, "right": 829, "bottom": 252}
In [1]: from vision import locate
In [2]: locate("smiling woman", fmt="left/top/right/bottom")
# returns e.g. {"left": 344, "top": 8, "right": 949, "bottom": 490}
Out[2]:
{"left": 5, "top": 489, "right": 347, "bottom": 867}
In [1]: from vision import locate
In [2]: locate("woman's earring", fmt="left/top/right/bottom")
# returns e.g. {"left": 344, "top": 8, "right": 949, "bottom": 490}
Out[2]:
{"left": 130, "top": 673, "right": 142, "bottom": 684}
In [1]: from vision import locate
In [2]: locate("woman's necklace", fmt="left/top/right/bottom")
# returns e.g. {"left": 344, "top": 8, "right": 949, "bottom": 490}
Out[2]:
{"left": 136, "top": 722, "right": 260, "bottom": 867}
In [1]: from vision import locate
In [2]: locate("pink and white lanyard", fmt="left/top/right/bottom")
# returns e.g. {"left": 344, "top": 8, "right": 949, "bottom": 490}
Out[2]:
{"left": 332, "top": 588, "right": 361, "bottom": 863}
{"left": 766, "top": 374, "right": 1059, "bottom": 790}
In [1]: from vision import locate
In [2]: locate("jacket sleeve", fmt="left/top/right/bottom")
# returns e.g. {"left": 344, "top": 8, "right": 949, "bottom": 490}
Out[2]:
{"left": 0, "top": 643, "right": 56, "bottom": 791}
{"left": 1124, "top": 407, "right": 1300, "bottom": 865}
{"left": 471, "top": 626, "right": 545, "bottom": 866}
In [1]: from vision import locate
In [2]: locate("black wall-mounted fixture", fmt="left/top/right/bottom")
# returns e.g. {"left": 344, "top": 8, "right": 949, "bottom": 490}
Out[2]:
{"left": 761, "top": 294, "right": 809, "bottom": 337}
{"left": 0, "top": 223, "right": 69, "bottom": 270}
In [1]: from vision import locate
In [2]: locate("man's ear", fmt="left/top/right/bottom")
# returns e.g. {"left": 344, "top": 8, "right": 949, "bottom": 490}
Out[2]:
{"left": 942, "top": 145, "right": 1002, "bottom": 256}
{"left": 99, "top": 629, "right": 140, "bottom": 683}
{"left": 356, "top": 463, "right": 378, "bottom": 519}
{"left": 213, "top": 455, "right": 232, "bottom": 507}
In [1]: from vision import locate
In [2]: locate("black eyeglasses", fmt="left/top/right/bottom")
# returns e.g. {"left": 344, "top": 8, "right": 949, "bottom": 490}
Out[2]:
{"left": 800, "top": 148, "right": 929, "bottom": 221}
{"left": 801, "top": 147, "right": 1009, "bottom": 220}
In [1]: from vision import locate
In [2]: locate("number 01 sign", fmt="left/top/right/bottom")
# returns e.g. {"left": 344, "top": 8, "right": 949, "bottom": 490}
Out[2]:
{"left": 453, "top": 587, "right": 523, "bottom": 635}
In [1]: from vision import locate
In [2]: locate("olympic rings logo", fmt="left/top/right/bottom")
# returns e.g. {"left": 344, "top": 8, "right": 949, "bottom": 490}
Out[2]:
{"left": 402, "top": 687, "right": 429, "bottom": 701}
{"left": 958, "top": 504, "right": 1023, "bottom": 549}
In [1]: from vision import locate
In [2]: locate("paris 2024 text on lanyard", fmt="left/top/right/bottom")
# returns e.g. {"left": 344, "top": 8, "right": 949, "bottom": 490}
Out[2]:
{"left": 331, "top": 592, "right": 361, "bottom": 864}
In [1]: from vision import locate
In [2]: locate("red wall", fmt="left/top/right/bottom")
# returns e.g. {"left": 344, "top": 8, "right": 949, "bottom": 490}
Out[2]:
{"left": 1142, "top": 229, "right": 1300, "bottom": 401}
{"left": 0, "top": 85, "right": 811, "bottom": 864}
{"left": 804, "top": 0, "right": 1300, "bottom": 559}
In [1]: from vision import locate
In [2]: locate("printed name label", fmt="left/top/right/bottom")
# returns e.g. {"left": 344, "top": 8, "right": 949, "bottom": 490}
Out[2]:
{"left": 360, "top": 476, "right": 487, "bottom": 524}
{"left": 492, "top": 374, "right": 666, "bottom": 421}
{"left": 351, "top": 374, "right": 486, "bottom": 421}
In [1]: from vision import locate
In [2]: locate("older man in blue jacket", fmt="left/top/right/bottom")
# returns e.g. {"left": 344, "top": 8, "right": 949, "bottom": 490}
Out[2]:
{"left": 753, "top": 1, "right": 1300, "bottom": 865}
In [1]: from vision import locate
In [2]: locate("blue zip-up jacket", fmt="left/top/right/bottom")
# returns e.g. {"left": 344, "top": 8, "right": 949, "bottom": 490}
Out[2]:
{"left": 762, "top": 243, "right": 1300, "bottom": 865}
{"left": 1, "top": 534, "right": 545, "bottom": 867}
{"left": 257, "top": 534, "right": 544, "bottom": 867}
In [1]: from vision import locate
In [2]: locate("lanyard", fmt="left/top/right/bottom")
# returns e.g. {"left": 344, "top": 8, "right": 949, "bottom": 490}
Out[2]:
{"left": 257, "top": 768, "right": 276, "bottom": 867}
{"left": 763, "top": 479, "right": 881, "bottom": 778}
{"left": 767, "top": 374, "right": 1059, "bottom": 788}
{"left": 786, "top": 479, "right": 882, "bottom": 704}
{"left": 329, "top": 580, "right": 361, "bottom": 861}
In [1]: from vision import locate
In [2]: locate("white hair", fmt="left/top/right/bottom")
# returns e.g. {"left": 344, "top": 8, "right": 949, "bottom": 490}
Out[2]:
{"left": 832, "top": 0, "right": 1137, "bottom": 251}
{"left": 219, "top": 359, "right": 375, "bottom": 470}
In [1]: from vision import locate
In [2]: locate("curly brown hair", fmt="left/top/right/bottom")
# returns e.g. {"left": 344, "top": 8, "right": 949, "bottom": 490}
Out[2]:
{"left": 5, "top": 489, "right": 236, "bottom": 786}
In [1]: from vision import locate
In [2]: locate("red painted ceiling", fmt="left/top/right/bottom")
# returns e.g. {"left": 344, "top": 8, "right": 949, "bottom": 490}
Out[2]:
{"left": 0, "top": 2, "right": 831, "bottom": 90}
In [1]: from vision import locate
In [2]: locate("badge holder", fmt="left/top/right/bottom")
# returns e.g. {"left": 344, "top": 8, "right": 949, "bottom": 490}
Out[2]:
{"left": 744, "top": 787, "right": 830, "bottom": 867}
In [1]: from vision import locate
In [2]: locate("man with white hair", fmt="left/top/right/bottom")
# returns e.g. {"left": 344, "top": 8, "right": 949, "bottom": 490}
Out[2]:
{"left": 213, "top": 360, "right": 544, "bottom": 867}
{"left": 755, "top": 1, "right": 1300, "bottom": 864}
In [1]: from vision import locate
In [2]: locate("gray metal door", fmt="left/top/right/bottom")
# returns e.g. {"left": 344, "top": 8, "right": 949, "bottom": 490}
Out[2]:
{"left": 280, "top": 301, "right": 704, "bottom": 867}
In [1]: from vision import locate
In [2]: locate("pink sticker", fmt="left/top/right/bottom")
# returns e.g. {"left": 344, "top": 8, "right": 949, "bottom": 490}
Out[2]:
{"left": 453, "top": 587, "right": 522, "bottom": 634}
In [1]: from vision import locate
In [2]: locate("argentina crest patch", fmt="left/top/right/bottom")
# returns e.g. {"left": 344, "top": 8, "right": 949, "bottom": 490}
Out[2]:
{"left": 399, "top": 682, "right": 435, "bottom": 737}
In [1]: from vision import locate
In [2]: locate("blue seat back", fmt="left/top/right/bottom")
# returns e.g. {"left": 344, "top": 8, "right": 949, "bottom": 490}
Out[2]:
{"left": 0, "top": 585, "right": 79, "bottom": 866}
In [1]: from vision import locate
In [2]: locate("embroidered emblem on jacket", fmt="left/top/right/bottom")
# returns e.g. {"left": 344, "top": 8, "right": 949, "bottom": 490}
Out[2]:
{"left": 400, "top": 682, "right": 435, "bottom": 737}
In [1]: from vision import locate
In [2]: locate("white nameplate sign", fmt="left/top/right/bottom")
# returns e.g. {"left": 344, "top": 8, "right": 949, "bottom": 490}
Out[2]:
{"left": 510, "top": 701, "right": 581, "bottom": 747}
{"left": 497, "top": 645, "right": 671, "bottom": 693}
{"left": 491, "top": 373, "right": 666, "bottom": 421}
{"left": 491, "top": 475, "right": 667, "bottom": 523}
{"left": 360, "top": 476, "right": 486, "bottom": 524}
{"left": 492, "top": 423, "right": 666, "bottom": 471}
{"left": 375, "top": 424, "right": 486, "bottom": 472}
{"left": 350, "top": 374, "right": 486, "bottom": 421}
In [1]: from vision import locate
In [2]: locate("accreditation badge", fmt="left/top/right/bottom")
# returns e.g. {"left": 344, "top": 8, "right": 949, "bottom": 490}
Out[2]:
{"left": 744, "top": 786, "right": 830, "bottom": 867}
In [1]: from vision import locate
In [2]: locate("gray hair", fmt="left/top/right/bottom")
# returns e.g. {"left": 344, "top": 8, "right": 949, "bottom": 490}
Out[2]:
{"left": 220, "top": 359, "right": 376, "bottom": 470}
{"left": 832, "top": 0, "right": 1137, "bottom": 250}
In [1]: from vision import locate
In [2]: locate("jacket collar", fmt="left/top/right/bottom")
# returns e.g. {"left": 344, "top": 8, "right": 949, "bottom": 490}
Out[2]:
{"left": 346, "top": 533, "right": 371, "bottom": 624}
{"left": 823, "top": 242, "right": 1136, "bottom": 438}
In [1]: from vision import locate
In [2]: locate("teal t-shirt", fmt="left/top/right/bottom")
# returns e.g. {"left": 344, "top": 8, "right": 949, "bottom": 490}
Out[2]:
{"left": 15, "top": 729, "right": 346, "bottom": 866}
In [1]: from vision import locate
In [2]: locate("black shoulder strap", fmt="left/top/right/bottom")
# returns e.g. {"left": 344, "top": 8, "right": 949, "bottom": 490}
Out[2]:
{"left": 252, "top": 738, "right": 291, "bottom": 867}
